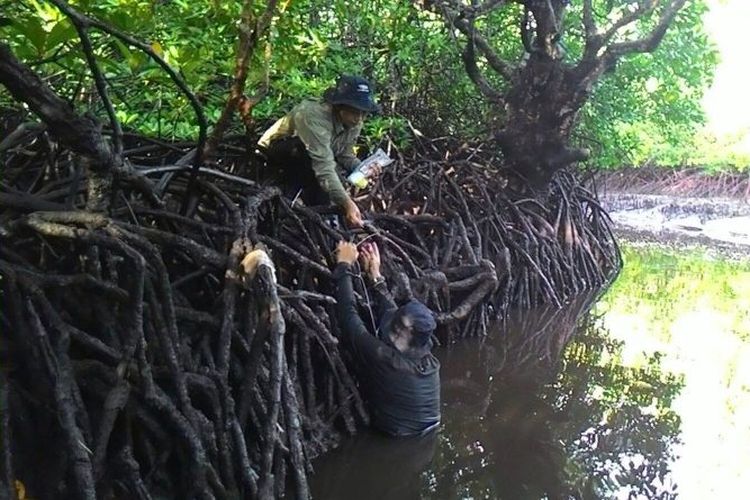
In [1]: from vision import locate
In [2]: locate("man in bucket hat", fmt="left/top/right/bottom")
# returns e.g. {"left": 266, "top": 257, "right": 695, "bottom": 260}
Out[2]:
{"left": 332, "top": 240, "right": 441, "bottom": 437}
{"left": 258, "top": 75, "right": 381, "bottom": 227}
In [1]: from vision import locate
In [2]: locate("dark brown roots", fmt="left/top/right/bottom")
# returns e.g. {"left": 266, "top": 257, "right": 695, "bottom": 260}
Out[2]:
{"left": 594, "top": 165, "right": 750, "bottom": 199}
{"left": 0, "top": 125, "right": 620, "bottom": 499}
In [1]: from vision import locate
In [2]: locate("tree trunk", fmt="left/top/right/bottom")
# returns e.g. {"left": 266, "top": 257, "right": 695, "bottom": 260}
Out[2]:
{"left": 437, "top": 0, "right": 689, "bottom": 187}
{"left": 497, "top": 56, "right": 589, "bottom": 186}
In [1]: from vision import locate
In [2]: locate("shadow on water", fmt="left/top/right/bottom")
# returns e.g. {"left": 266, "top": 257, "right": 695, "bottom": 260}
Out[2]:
{"left": 310, "top": 292, "right": 684, "bottom": 500}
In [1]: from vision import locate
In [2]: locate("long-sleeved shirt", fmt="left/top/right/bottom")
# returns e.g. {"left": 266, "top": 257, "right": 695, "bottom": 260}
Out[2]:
{"left": 333, "top": 263, "right": 441, "bottom": 437}
{"left": 258, "top": 100, "right": 361, "bottom": 205}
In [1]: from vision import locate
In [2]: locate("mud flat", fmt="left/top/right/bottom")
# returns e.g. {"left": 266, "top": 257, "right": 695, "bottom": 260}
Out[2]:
{"left": 600, "top": 193, "right": 750, "bottom": 259}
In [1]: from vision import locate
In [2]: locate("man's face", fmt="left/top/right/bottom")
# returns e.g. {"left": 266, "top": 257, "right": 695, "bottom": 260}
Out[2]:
{"left": 337, "top": 105, "right": 366, "bottom": 128}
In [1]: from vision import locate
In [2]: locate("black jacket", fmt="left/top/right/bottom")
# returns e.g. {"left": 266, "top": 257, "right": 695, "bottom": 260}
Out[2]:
{"left": 333, "top": 263, "right": 440, "bottom": 436}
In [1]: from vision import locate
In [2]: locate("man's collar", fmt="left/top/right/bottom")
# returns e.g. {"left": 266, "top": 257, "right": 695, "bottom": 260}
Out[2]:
{"left": 333, "top": 113, "right": 346, "bottom": 134}
{"left": 401, "top": 341, "right": 433, "bottom": 359}
{"left": 325, "top": 102, "right": 344, "bottom": 134}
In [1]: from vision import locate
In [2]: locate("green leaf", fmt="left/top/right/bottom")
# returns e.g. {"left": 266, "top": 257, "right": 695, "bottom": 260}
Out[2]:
{"left": 45, "top": 20, "right": 76, "bottom": 52}
{"left": 13, "top": 18, "right": 47, "bottom": 56}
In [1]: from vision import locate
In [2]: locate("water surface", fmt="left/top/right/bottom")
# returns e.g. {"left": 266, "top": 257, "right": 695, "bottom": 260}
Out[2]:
{"left": 310, "top": 245, "right": 750, "bottom": 499}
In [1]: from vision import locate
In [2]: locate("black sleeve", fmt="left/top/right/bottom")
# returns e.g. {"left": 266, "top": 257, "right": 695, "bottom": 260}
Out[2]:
{"left": 372, "top": 279, "right": 398, "bottom": 320}
{"left": 333, "top": 263, "right": 388, "bottom": 364}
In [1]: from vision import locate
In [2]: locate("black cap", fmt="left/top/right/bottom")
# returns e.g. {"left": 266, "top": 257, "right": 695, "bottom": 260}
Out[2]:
{"left": 323, "top": 75, "right": 380, "bottom": 113}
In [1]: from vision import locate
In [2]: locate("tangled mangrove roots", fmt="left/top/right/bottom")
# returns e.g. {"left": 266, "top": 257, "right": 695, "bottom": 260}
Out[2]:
{"left": 0, "top": 1, "right": 624, "bottom": 495}
{"left": 595, "top": 165, "right": 750, "bottom": 199}
{"left": 371, "top": 137, "right": 623, "bottom": 325}
{"left": 0, "top": 116, "right": 620, "bottom": 499}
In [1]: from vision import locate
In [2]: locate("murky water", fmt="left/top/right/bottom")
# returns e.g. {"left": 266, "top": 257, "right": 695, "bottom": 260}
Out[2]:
{"left": 309, "top": 245, "right": 750, "bottom": 500}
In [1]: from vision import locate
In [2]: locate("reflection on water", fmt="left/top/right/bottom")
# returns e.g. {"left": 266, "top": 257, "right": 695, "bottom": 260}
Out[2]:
{"left": 600, "top": 245, "right": 750, "bottom": 499}
{"left": 310, "top": 245, "right": 750, "bottom": 499}
{"left": 309, "top": 428, "right": 438, "bottom": 499}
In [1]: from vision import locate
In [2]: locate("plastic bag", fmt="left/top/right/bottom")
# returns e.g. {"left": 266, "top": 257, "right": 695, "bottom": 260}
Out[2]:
{"left": 347, "top": 148, "right": 394, "bottom": 188}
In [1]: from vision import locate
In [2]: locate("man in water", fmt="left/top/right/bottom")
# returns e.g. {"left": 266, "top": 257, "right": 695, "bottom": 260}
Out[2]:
{"left": 333, "top": 240, "right": 441, "bottom": 436}
{"left": 258, "top": 75, "right": 381, "bottom": 227}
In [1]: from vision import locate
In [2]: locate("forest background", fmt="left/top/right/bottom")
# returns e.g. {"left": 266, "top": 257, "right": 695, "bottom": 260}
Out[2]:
{"left": 2, "top": 0, "right": 745, "bottom": 174}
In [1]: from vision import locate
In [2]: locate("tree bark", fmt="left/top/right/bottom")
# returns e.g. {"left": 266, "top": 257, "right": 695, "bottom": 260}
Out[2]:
{"left": 203, "top": 0, "right": 278, "bottom": 157}
{"left": 497, "top": 56, "right": 590, "bottom": 186}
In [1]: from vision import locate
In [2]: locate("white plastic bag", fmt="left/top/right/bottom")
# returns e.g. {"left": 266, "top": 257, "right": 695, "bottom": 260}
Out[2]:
{"left": 347, "top": 148, "right": 394, "bottom": 188}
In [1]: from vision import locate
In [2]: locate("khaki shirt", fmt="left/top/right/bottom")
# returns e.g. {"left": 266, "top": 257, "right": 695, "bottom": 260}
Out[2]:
{"left": 258, "top": 100, "right": 361, "bottom": 205}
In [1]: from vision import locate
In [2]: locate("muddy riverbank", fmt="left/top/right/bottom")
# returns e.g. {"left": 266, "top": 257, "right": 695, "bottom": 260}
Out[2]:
{"left": 599, "top": 192, "right": 750, "bottom": 259}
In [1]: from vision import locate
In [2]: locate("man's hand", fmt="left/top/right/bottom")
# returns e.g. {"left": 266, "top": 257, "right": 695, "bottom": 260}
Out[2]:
{"left": 343, "top": 197, "right": 363, "bottom": 228}
{"left": 368, "top": 163, "right": 383, "bottom": 179}
{"left": 336, "top": 240, "right": 359, "bottom": 265}
{"left": 360, "top": 242, "right": 382, "bottom": 280}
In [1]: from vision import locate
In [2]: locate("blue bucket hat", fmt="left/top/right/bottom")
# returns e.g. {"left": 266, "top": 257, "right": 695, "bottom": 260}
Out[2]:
{"left": 323, "top": 75, "right": 381, "bottom": 113}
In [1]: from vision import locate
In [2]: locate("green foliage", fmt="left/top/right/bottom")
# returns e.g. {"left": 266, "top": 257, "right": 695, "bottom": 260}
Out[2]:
{"left": 574, "top": 0, "right": 718, "bottom": 168}
{"left": 1, "top": 0, "right": 719, "bottom": 168}
{"left": 688, "top": 129, "right": 750, "bottom": 172}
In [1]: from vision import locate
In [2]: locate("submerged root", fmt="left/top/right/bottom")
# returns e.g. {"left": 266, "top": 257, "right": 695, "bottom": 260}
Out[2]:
{"left": 0, "top": 127, "right": 620, "bottom": 498}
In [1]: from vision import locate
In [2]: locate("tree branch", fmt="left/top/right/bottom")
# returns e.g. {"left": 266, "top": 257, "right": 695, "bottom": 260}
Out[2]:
{"left": 435, "top": 1, "right": 510, "bottom": 102}
{"left": 574, "top": 0, "right": 688, "bottom": 95}
{"left": 452, "top": 17, "right": 515, "bottom": 80}
{"left": 434, "top": 1, "right": 515, "bottom": 80}
{"left": 46, "top": 0, "right": 207, "bottom": 171}
{"left": 461, "top": 39, "right": 506, "bottom": 105}
{"left": 0, "top": 47, "right": 164, "bottom": 210}
{"left": 606, "top": 0, "right": 687, "bottom": 58}
{"left": 528, "top": 0, "right": 563, "bottom": 59}
{"left": 0, "top": 44, "right": 112, "bottom": 167}
{"left": 65, "top": 17, "right": 123, "bottom": 156}
{"left": 0, "top": 370, "right": 14, "bottom": 500}
{"left": 580, "top": 0, "right": 604, "bottom": 64}
{"left": 582, "top": 0, "right": 596, "bottom": 38}
{"left": 602, "top": 0, "right": 658, "bottom": 45}
{"left": 203, "top": 0, "right": 279, "bottom": 157}
{"left": 436, "top": 0, "right": 508, "bottom": 18}
{"left": 463, "top": 0, "right": 509, "bottom": 18}
{"left": 520, "top": 6, "right": 534, "bottom": 54}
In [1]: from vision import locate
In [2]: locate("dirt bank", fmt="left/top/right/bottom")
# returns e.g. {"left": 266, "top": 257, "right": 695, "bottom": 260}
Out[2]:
{"left": 599, "top": 192, "right": 750, "bottom": 260}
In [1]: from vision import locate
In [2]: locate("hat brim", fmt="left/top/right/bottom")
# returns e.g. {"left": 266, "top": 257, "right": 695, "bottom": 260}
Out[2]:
{"left": 326, "top": 96, "right": 381, "bottom": 114}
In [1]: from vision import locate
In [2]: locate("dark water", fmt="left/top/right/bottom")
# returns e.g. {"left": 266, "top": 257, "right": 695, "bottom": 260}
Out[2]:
{"left": 309, "top": 246, "right": 750, "bottom": 500}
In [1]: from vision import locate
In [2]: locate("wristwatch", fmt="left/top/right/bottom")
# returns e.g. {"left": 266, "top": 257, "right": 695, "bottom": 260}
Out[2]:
{"left": 372, "top": 276, "right": 386, "bottom": 286}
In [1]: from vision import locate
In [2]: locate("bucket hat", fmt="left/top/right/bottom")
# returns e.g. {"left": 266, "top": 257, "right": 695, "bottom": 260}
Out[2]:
{"left": 323, "top": 75, "right": 380, "bottom": 113}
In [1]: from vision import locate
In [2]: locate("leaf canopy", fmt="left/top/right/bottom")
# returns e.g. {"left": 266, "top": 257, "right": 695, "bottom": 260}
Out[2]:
{"left": 0, "top": 0, "right": 718, "bottom": 167}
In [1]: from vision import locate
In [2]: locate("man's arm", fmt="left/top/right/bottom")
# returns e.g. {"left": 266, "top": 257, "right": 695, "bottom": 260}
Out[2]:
{"left": 359, "top": 242, "right": 396, "bottom": 318}
{"left": 337, "top": 122, "right": 364, "bottom": 171}
{"left": 292, "top": 108, "right": 349, "bottom": 206}
{"left": 333, "top": 262, "right": 370, "bottom": 343}
{"left": 371, "top": 279, "right": 397, "bottom": 320}
{"left": 333, "top": 243, "right": 387, "bottom": 363}
{"left": 257, "top": 114, "right": 290, "bottom": 148}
